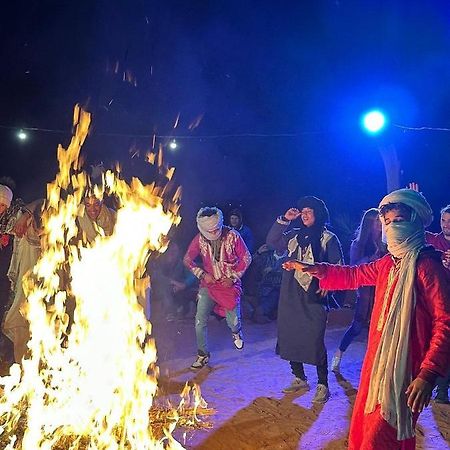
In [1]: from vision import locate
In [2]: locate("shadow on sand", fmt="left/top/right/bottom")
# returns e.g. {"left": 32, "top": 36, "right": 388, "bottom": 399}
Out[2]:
{"left": 192, "top": 390, "right": 325, "bottom": 450}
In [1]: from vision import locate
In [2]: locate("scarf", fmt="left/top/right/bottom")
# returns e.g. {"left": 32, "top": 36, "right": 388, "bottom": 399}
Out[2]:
{"left": 196, "top": 208, "right": 223, "bottom": 241}
{"left": 289, "top": 225, "right": 324, "bottom": 291}
{"left": 365, "top": 189, "right": 432, "bottom": 440}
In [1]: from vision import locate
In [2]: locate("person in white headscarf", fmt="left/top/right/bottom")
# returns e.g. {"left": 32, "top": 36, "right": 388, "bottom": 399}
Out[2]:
{"left": 3, "top": 199, "right": 45, "bottom": 363}
{"left": 184, "top": 207, "right": 251, "bottom": 370}
{"left": 283, "top": 189, "right": 450, "bottom": 450}
{"left": 0, "top": 182, "right": 30, "bottom": 362}
{"left": 0, "top": 183, "right": 16, "bottom": 362}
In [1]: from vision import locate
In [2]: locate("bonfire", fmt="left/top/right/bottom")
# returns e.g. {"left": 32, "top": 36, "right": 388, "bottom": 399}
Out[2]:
{"left": 0, "top": 106, "right": 212, "bottom": 450}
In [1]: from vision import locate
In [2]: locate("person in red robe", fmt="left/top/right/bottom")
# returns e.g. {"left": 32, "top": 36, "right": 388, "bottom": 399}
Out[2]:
{"left": 426, "top": 203, "right": 450, "bottom": 269}
{"left": 283, "top": 189, "right": 450, "bottom": 450}
{"left": 425, "top": 203, "right": 450, "bottom": 404}
{"left": 184, "top": 207, "right": 252, "bottom": 370}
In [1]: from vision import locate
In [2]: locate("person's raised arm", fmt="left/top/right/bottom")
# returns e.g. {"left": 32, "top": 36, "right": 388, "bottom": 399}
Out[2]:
{"left": 266, "top": 208, "right": 301, "bottom": 253}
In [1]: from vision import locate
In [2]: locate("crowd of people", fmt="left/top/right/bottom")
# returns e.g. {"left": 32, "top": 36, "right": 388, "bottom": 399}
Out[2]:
{"left": 0, "top": 177, "right": 449, "bottom": 450}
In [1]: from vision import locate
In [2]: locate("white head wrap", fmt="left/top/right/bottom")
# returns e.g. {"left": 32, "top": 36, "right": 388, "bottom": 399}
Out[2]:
{"left": 196, "top": 207, "right": 223, "bottom": 241}
{"left": 0, "top": 184, "right": 13, "bottom": 209}
{"left": 379, "top": 189, "right": 433, "bottom": 227}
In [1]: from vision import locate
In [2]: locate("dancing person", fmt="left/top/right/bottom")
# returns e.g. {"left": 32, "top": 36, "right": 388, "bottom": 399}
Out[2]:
{"left": 267, "top": 196, "right": 344, "bottom": 403}
{"left": 184, "top": 207, "right": 251, "bottom": 369}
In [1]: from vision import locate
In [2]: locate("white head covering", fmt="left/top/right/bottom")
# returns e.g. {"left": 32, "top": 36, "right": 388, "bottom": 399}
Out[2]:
{"left": 0, "top": 184, "right": 13, "bottom": 208}
{"left": 379, "top": 188, "right": 433, "bottom": 227}
{"left": 196, "top": 207, "right": 223, "bottom": 241}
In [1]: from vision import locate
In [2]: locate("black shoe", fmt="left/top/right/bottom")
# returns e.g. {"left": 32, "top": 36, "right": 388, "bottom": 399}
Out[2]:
{"left": 190, "top": 354, "right": 210, "bottom": 370}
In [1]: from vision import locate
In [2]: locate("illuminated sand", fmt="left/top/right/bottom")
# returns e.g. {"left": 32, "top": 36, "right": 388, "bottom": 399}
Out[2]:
{"left": 154, "top": 311, "right": 449, "bottom": 450}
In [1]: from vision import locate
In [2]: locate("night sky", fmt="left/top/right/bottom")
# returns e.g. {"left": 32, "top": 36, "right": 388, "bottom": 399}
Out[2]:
{"left": 1, "top": 0, "right": 450, "bottom": 246}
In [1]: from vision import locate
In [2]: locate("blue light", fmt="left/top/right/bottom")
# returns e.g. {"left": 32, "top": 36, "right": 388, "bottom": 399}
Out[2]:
{"left": 362, "top": 110, "right": 387, "bottom": 134}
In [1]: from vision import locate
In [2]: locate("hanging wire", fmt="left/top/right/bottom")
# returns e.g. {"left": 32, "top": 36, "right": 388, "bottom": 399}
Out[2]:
{"left": 393, "top": 123, "right": 450, "bottom": 132}
{"left": 3, "top": 122, "right": 450, "bottom": 140}
{"left": 0, "top": 124, "right": 321, "bottom": 139}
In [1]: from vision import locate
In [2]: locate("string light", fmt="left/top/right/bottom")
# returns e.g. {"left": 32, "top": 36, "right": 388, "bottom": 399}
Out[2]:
{"left": 0, "top": 124, "right": 317, "bottom": 140}
{"left": 1, "top": 122, "right": 450, "bottom": 144}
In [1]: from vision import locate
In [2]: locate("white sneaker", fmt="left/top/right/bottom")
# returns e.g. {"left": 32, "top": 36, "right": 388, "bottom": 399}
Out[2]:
{"left": 282, "top": 377, "right": 310, "bottom": 393}
{"left": 313, "top": 384, "right": 330, "bottom": 403}
{"left": 190, "top": 354, "right": 209, "bottom": 370}
{"left": 232, "top": 331, "right": 244, "bottom": 350}
{"left": 331, "top": 355, "right": 341, "bottom": 373}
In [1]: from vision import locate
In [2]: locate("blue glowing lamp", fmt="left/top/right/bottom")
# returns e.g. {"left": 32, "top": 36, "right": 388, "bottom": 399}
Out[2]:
{"left": 362, "top": 110, "right": 387, "bottom": 134}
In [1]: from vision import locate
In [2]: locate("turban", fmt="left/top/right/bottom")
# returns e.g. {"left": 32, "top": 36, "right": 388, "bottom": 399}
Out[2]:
{"left": 379, "top": 188, "right": 433, "bottom": 227}
{"left": 0, "top": 184, "right": 13, "bottom": 209}
{"left": 196, "top": 207, "right": 224, "bottom": 241}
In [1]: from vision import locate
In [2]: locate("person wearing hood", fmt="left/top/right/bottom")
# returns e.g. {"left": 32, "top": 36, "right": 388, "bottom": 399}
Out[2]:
{"left": 267, "top": 196, "right": 344, "bottom": 403}
{"left": 228, "top": 208, "right": 254, "bottom": 254}
{"left": 283, "top": 189, "right": 450, "bottom": 449}
{"left": 184, "top": 207, "right": 251, "bottom": 369}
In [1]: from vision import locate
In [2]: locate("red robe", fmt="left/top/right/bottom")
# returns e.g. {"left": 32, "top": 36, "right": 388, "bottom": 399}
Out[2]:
{"left": 183, "top": 228, "right": 252, "bottom": 316}
{"left": 319, "top": 248, "right": 450, "bottom": 450}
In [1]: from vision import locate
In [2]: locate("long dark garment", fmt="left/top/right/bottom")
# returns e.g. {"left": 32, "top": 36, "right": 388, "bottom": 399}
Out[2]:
{"left": 277, "top": 271, "right": 328, "bottom": 365}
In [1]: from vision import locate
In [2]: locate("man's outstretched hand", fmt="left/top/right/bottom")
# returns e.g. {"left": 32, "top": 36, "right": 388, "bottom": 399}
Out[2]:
{"left": 282, "top": 260, "right": 324, "bottom": 278}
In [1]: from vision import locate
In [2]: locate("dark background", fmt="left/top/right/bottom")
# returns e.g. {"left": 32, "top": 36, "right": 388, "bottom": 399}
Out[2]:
{"left": 1, "top": 0, "right": 449, "bottom": 249}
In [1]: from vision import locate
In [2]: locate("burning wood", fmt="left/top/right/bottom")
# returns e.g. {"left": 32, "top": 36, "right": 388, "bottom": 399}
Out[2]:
{"left": 0, "top": 105, "right": 211, "bottom": 449}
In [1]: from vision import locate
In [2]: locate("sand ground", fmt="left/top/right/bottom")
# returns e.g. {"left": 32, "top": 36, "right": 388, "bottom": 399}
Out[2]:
{"left": 153, "top": 309, "right": 449, "bottom": 450}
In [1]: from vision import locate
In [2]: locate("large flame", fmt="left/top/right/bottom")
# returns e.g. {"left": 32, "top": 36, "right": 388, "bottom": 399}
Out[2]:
{"left": 0, "top": 106, "right": 198, "bottom": 449}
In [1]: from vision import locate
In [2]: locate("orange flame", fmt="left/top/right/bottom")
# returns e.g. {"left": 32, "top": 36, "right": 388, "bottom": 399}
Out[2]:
{"left": 0, "top": 105, "right": 207, "bottom": 449}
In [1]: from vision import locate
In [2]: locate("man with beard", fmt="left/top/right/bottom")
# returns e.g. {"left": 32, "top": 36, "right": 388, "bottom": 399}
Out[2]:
{"left": 184, "top": 207, "right": 251, "bottom": 370}
{"left": 283, "top": 189, "right": 450, "bottom": 449}
{"left": 267, "top": 196, "right": 344, "bottom": 403}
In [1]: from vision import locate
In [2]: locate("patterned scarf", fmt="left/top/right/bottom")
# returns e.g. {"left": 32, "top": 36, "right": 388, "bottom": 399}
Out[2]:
{"left": 0, "top": 199, "right": 25, "bottom": 235}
